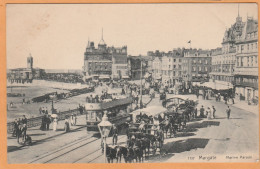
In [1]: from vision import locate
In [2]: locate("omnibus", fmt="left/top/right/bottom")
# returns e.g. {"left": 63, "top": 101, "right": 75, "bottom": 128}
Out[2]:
{"left": 85, "top": 96, "right": 133, "bottom": 132}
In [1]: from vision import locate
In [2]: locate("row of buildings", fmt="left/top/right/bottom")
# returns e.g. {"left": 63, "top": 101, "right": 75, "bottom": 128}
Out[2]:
{"left": 83, "top": 13, "right": 258, "bottom": 102}
{"left": 7, "top": 12, "right": 257, "bottom": 102}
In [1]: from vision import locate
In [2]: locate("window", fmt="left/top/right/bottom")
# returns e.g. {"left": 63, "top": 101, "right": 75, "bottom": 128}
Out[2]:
{"left": 205, "top": 67, "right": 208, "bottom": 71}
{"left": 169, "top": 65, "right": 171, "bottom": 69}
{"left": 199, "top": 67, "right": 201, "bottom": 71}
{"left": 247, "top": 44, "right": 250, "bottom": 50}
{"left": 174, "top": 59, "right": 176, "bottom": 62}
{"left": 241, "top": 45, "right": 244, "bottom": 52}
{"left": 179, "top": 59, "right": 182, "bottom": 62}
{"left": 247, "top": 57, "right": 250, "bottom": 67}
{"left": 237, "top": 58, "right": 239, "bottom": 66}
{"left": 174, "top": 65, "right": 176, "bottom": 68}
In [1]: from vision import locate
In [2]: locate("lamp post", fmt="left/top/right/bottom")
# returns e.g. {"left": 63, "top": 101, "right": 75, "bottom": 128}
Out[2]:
{"left": 140, "top": 59, "right": 143, "bottom": 108}
{"left": 98, "top": 112, "right": 112, "bottom": 163}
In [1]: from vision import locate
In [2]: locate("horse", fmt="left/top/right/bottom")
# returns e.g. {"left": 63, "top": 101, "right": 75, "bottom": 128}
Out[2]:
{"left": 120, "top": 146, "right": 130, "bottom": 163}
{"left": 115, "top": 146, "right": 122, "bottom": 163}
{"left": 161, "top": 119, "right": 174, "bottom": 139}
{"left": 106, "top": 145, "right": 117, "bottom": 163}
{"left": 140, "top": 136, "right": 151, "bottom": 159}
{"left": 133, "top": 139, "right": 144, "bottom": 163}
{"left": 126, "top": 147, "right": 135, "bottom": 163}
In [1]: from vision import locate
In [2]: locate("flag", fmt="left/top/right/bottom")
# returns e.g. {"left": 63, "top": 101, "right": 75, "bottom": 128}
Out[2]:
{"left": 188, "top": 40, "right": 191, "bottom": 43}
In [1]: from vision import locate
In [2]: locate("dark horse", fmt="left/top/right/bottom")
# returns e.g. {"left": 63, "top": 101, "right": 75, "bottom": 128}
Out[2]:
{"left": 106, "top": 145, "right": 117, "bottom": 163}
{"left": 133, "top": 139, "right": 144, "bottom": 163}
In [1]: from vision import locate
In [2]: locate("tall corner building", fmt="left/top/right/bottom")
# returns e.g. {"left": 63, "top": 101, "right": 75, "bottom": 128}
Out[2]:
{"left": 210, "top": 12, "right": 258, "bottom": 101}
{"left": 82, "top": 33, "right": 128, "bottom": 81}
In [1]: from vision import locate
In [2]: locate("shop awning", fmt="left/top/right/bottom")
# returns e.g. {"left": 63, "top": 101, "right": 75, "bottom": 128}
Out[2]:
{"left": 99, "top": 75, "right": 110, "bottom": 79}
{"left": 122, "top": 75, "right": 130, "bottom": 79}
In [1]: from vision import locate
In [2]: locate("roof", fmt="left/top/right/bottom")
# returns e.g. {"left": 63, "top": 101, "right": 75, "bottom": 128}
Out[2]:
{"left": 99, "top": 39, "right": 106, "bottom": 45}
{"left": 130, "top": 106, "right": 167, "bottom": 117}
{"left": 246, "top": 18, "right": 258, "bottom": 34}
{"left": 128, "top": 55, "right": 152, "bottom": 61}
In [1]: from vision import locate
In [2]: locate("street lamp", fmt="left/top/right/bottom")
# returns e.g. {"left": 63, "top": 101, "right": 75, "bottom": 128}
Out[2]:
{"left": 98, "top": 112, "right": 112, "bottom": 163}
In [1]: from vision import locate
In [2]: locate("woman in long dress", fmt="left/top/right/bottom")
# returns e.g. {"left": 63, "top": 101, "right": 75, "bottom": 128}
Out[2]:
{"left": 53, "top": 118, "right": 58, "bottom": 131}
{"left": 207, "top": 107, "right": 212, "bottom": 120}
{"left": 64, "top": 118, "right": 70, "bottom": 132}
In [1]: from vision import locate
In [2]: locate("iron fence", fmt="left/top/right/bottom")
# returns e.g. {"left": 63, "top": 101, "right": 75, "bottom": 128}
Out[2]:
{"left": 7, "top": 108, "right": 85, "bottom": 134}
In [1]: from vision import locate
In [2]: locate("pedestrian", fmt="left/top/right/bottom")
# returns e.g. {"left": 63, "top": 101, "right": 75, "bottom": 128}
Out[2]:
{"left": 21, "top": 115, "right": 27, "bottom": 125}
{"left": 226, "top": 106, "right": 231, "bottom": 119}
{"left": 70, "top": 114, "right": 74, "bottom": 126}
{"left": 40, "top": 115, "right": 46, "bottom": 131}
{"left": 12, "top": 119, "right": 19, "bottom": 137}
{"left": 53, "top": 117, "right": 58, "bottom": 131}
{"left": 112, "top": 124, "right": 118, "bottom": 145}
{"left": 17, "top": 123, "right": 22, "bottom": 143}
{"left": 194, "top": 108, "right": 198, "bottom": 118}
{"left": 46, "top": 115, "right": 51, "bottom": 130}
{"left": 207, "top": 107, "right": 212, "bottom": 120}
{"left": 73, "top": 113, "right": 77, "bottom": 126}
{"left": 42, "top": 107, "right": 46, "bottom": 114}
{"left": 196, "top": 90, "right": 199, "bottom": 99}
{"left": 200, "top": 105, "right": 205, "bottom": 118}
{"left": 212, "top": 106, "right": 216, "bottom": 119}
{"left": 21, "top": 123, "right": 27, "bottom": 142}
{"left": 45, "top": 107, "right": 48, "bottom": 114}
{"left": 64, "top": 117, "right": 70, "bottom": 132}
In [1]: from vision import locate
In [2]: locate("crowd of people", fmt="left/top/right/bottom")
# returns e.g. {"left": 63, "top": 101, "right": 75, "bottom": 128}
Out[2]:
{"left": 12, "top": 115, "right": 31, "bottom": 145}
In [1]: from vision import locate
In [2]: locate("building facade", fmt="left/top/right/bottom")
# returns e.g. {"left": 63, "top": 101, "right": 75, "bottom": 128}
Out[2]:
{"left": 182, "top": 49, "right": 212, "bottom": 82}
{"left": 128, "top": 55, "right": 150, "bottom": 80}
{"left": 161, "top": 51, "right": 183, "bottom": 85}
{"left": 111, "top": 47, "right": 128, "bottom": 79}
{"left": 234, "top": 17, "right": 258, "bottom": 101}
{"left": 152, "top": 56, "right": 162, "bottom": 81}
{"left": 7, "top": 54, "right": 34, "bottom": 83}
{"left": 83, "top": 35, "right": 127, "bottom": 81}
{"left": 210, "top": 14, "right": 244, "bottom": 86}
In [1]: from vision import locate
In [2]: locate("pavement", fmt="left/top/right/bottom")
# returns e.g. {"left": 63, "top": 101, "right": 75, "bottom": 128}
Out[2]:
{"left": 7, "top": 93, "right": 259, "bottom": 163}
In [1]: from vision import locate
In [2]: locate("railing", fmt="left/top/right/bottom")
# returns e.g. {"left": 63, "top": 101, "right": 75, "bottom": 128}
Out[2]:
{"left": 7, "top": 108, "right": 85, "bottom": 134}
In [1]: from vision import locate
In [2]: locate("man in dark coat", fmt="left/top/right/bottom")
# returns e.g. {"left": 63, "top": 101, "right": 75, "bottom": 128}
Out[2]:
{"left": 12, "top": 119, "right": 19, "bottom": 137}
{"left": 46, "top": 115, "right": 51, "bottom": 130}
{"left": 22, "top": 115, "right": 27, "bottom": 125}
{"left": 226, "top": 106, "right": 231, "bottom": 119}
{"left": 112, "top": 124, "right": 118, "bottom": 145}
{"left": 200, "top": 105, "right": 205, "bottom": 118}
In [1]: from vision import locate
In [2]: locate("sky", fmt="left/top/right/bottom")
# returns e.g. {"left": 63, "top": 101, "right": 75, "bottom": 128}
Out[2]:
{"left": 6, "top": 3, "right": 258, "bottom": 69}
